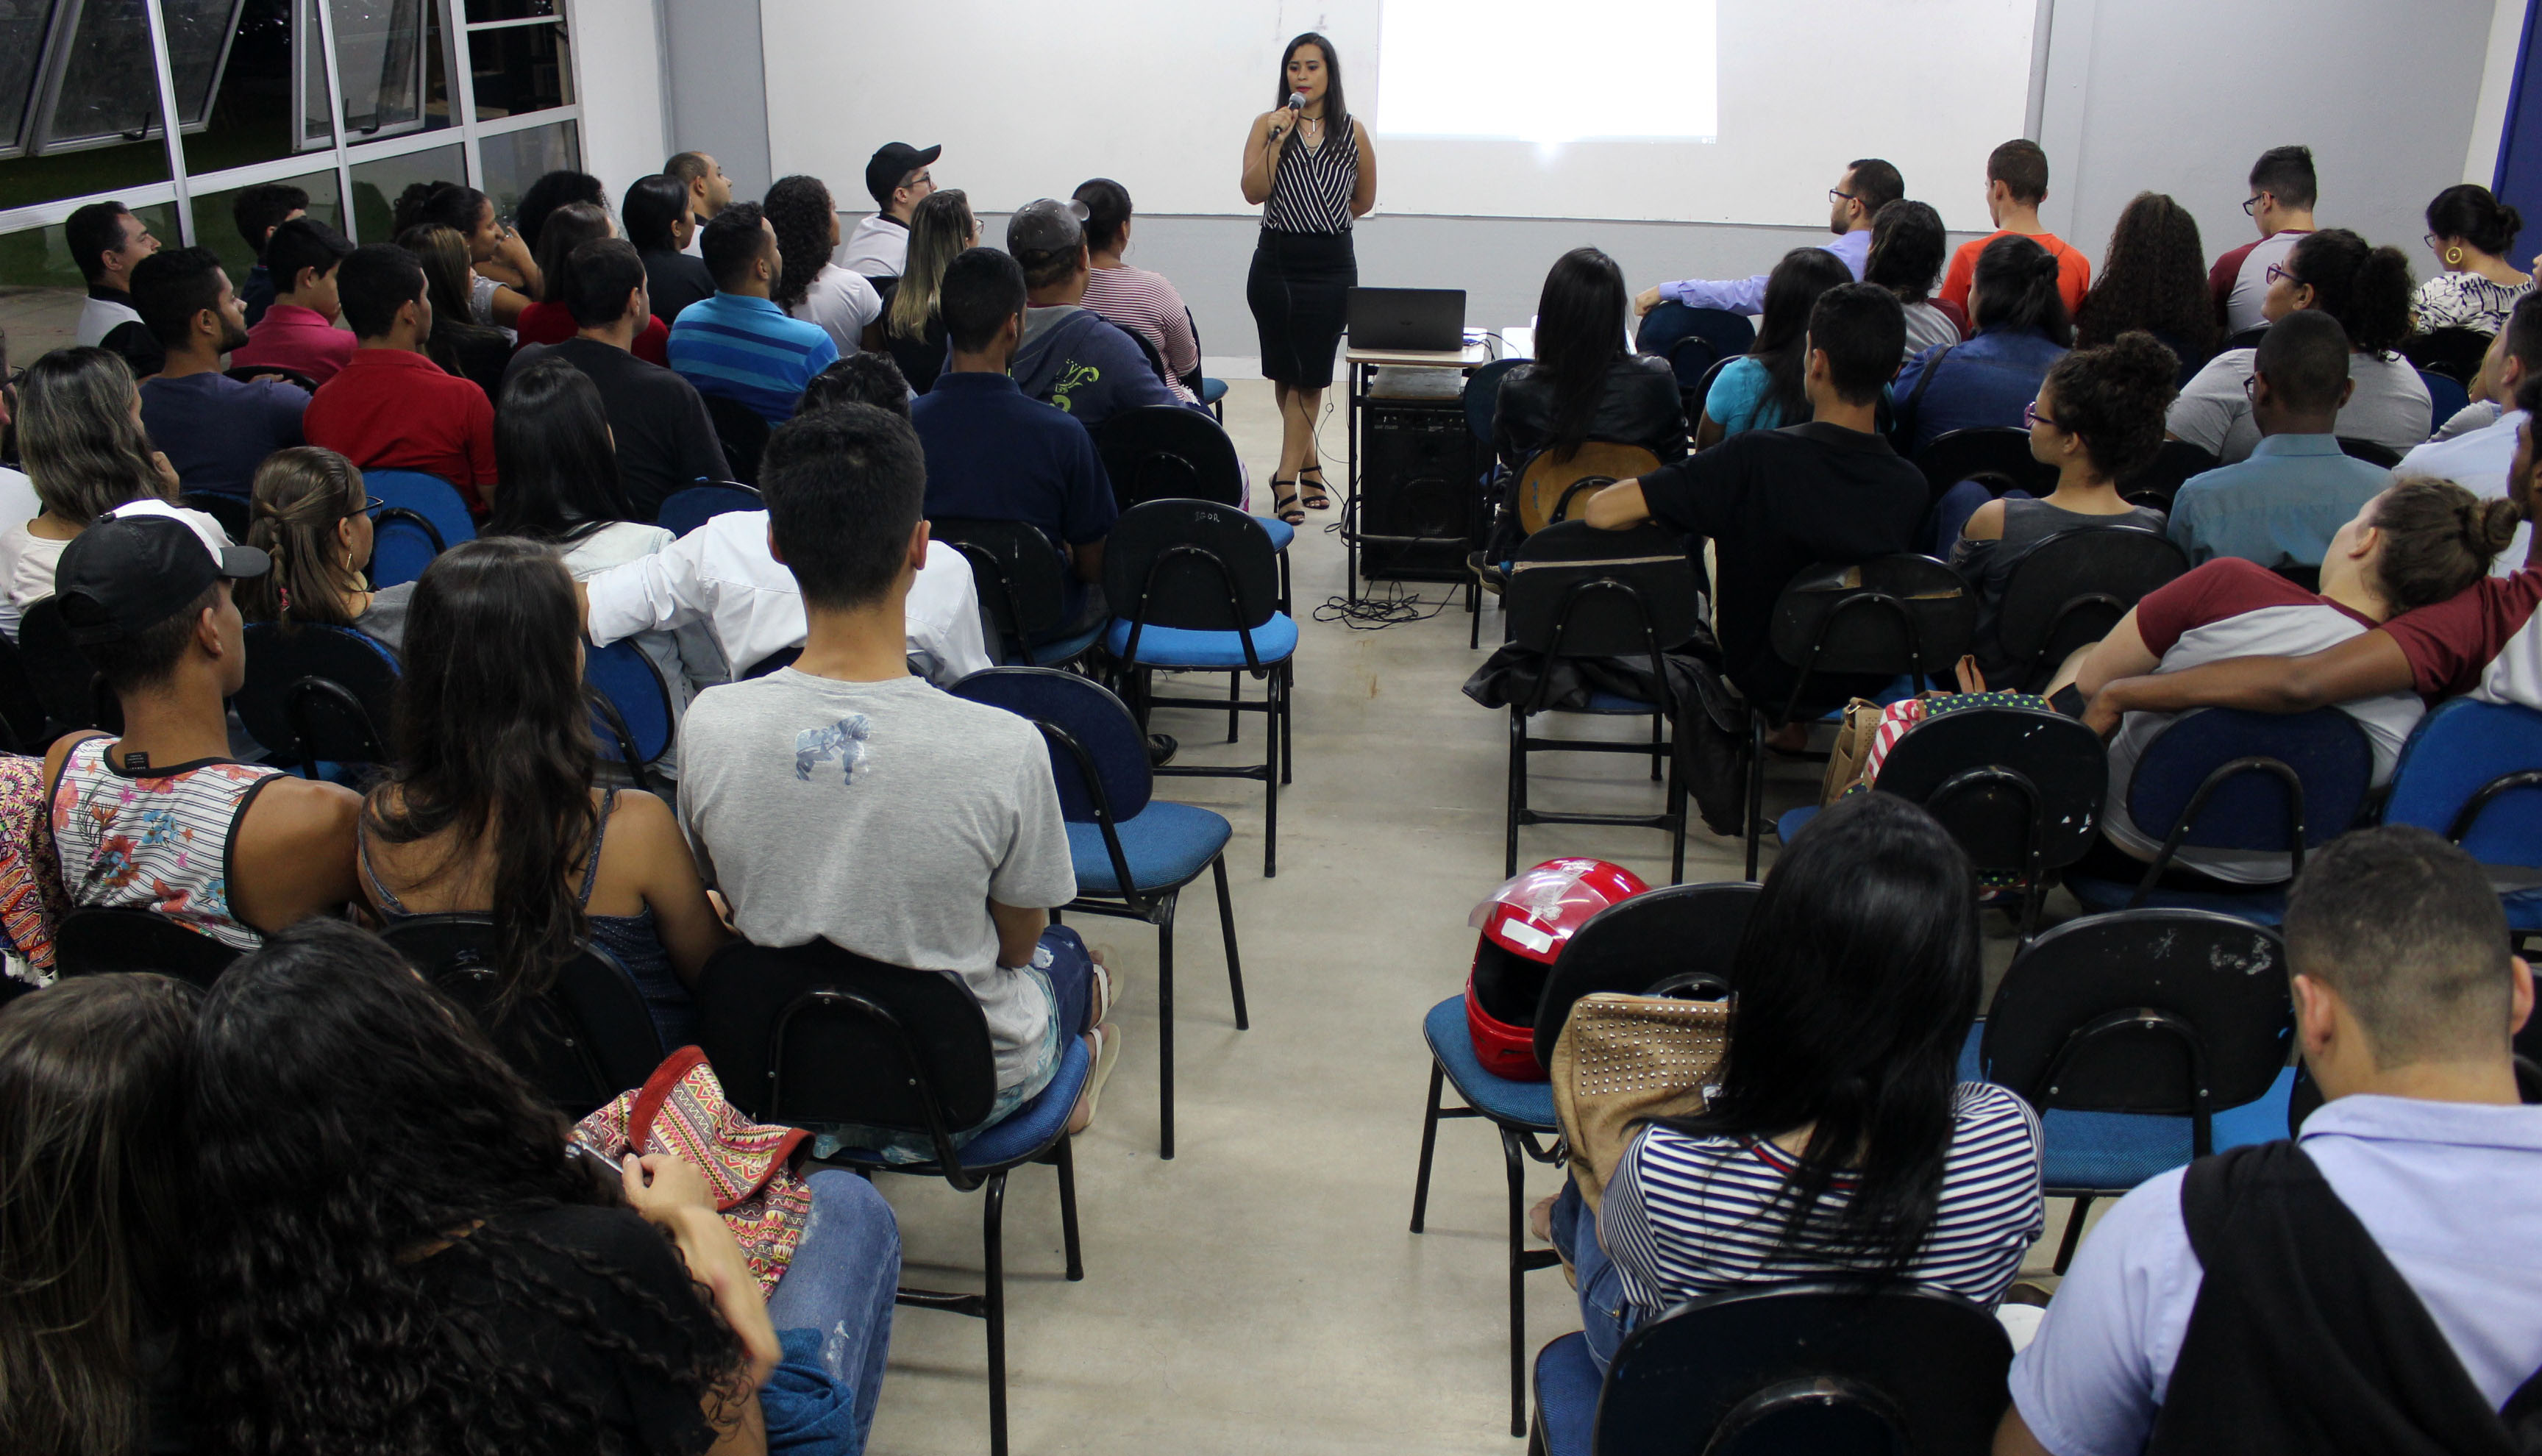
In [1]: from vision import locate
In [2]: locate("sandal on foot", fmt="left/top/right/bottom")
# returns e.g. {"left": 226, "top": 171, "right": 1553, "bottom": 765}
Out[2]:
{"left": 1297, "top": 464, "right": 1332, "bottom": 510}
{"left": 1270, "top": 474, "right": 1306, "bottom": 525}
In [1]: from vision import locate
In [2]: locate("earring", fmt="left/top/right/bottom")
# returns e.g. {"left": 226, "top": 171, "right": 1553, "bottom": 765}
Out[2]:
{"left": 2447, "top": 246, "right": 2465, "bottom": 266}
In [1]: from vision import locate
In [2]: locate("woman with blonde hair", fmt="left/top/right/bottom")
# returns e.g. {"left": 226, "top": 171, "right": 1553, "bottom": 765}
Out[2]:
{"left": 883, "top": 188, "right": 975, "bottom": 393}
{"left": 236, "top": 446, "right": 413, "bottom": 652}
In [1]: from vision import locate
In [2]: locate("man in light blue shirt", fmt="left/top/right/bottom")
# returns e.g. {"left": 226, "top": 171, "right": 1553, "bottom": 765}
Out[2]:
{"left": 2399, "top": 294, "right": 2542, "bottom": 574}
{"left": 2168, "top": 310, "right": 2389, "bottom": 571}
{"left": 666, "top": 201, "right": 839, "bottom": 427}
{"left": 1634, "top": 159, "right": 1900, "bottom": 318}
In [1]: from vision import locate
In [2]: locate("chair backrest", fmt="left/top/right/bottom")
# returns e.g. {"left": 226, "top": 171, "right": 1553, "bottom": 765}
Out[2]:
{"left": 1102, "top": 498, "right": 1281, "bottom": 637}
{"left": 0, "top": 630, "right": 51, "bottom": 750}
{"left": 235, "top": 623, "right": 399, "bottom": 770}
{"left": 1912, "top": 427, "right": 2059, "bottom": 504}
{"left": 703, "top": 394, "right": 772, "bottom": 485}
{"left": 382, "top": 914, "right": 665, "bottom": 1118}
{"left": 2221, "top": 323, "right": 2270, "bottom": 352}
{"left": 1595, "top": 1281, "right": 2014, "bottom": 1456}
{"left": 1513, "top": 442, "right": 1664, "bottom": 535}
{"left": 1634, "top": 303, "right": 1756, "bottom": 379}
{"left": 583, "top": 638, "right": 674, "bottom": 769}
{"left": 1463, "top": 356, "right": 1528, "bottom": 446}
{"left": 933, "top": 518, "right": 1070, "bottom": 663}
{"left": 2117, "top": 438, "right": 2219, "bottom": 510}
{"left": 1505, "top": 521, "right": 1701, "bottom": 662}
{"left": 2402, "top": 326, "right": 2493, "bottom": 385}
{"left": 951, "top": 666, "right": 1152, "bottom": 826}
{"left": 742, "top": 645, "right": 800, "bottom": 679}
{"left": 2127, "top": 707, "right": 2373, "bottom": 857}
{"left": 227, "top": 363, "right": 318, "bottom": 391}
{"left": 1874, "top": 707, "right": 2109, "bottom": 877}
{"left": 1767, "top": 555, "right": 1976, "bottom": 688}
{"left": 18, "top": 597, "right": 118, "bottom": 736}
{"left": 694, "top": 938, "right": 1000, "bottom": 1138}
{"left": 2380, "top": 697, "right": 2542, "bottom": 868}
{"left": 1530, "top": 881, "right": 1759, "bottom": 1070}
{"left": 1179, "top": 306, "right": 1209, "bottom": 397}
{"left": 2337, "top": 436, "right": 2404, "bottom": 468}
{"left": 654, "top": 483, "right": 761, "bottom": 538}
{"left": 2418, "top": 368, "right": 2471, "bottom": 427}
{"left": 1993, "top": 527, "right": 2190, "bottom": 691}
{"left": 1980, "top": 908, "right": 2293, "bottom": 1123}
{"left": 179, "top": 490, "right": 252, "bottom": 540}
{"left": 1091, "top": 407, "right": 1245, "bottom": 510}
{"left": 364, "top": 470, "right": 475, "bottom": 590}
{"left": 52, "top": 907, "right": 240, "bottom": 987}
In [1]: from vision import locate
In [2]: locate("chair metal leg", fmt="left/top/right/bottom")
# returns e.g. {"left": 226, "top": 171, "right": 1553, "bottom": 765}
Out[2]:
{"left": 1157, "top": 891, "right": 1178, "bottom": 1160}
{"left": 1263, "top": 670, "right": 1281, "bottom": 877}
{"left": 1648, "top": 710, "right": 1663, "bottom": 781}
{"left": 1053, "top": 1135, "right": 1084, "bottom": 1282}
{"left": 1278, "top": 660, "right": 1292, "bottom": 786}
{"left": 1212, "top": 854, "right": 1247, "bottom": 1029}
{"left": 1668, "top": 757, "right": 1687, "bottom": 886}
{"left": 1225, "top": 672, "right": 1240, "bottom": 743}
{"left": 1502, "top": 1126, "right": 1540, "bottom": 1439}
{"left": 1506, "top": 708, "right": 1528, "bottom": 877}
{"left": 1743, "top": 714, "right": 1767, "bottom": 881}
{"left": 983, "top": 1170, "right": 1011, "bottom": 1456}
{"left": 2053, "top": 1194, "right": 2096, "bottom": 1274}
{"left": 1410, "top": 1060, "right": 1445, "bottom": 1232}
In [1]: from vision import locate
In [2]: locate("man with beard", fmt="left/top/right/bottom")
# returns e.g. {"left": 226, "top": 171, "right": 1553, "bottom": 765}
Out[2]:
{"left": 133, "top": 247, "right": 309, "bottom": 498}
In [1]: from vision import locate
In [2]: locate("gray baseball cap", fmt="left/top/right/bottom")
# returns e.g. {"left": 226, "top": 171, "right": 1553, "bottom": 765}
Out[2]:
{"left": 1005, "top": 197, "right": 1089, "bottom": 262}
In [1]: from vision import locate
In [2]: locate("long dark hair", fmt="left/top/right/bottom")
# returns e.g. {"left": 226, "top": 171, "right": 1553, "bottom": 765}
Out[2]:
{"left": 622, "top": 174, "right": 689, "bottom": 254}
{"left": 530, "top": 201, "right": 612, "bottom": 307}
{"left": 0, "top": 975, "right": 197, "bottom": 1456}
{"left": 186, "top": 918, "right": 747, "bottom": 1456}
{"left": 515, "top": 170, "right": 605, "bottom": 254}
{"left": 488, "top": 358, "right": 636, "bottom": 546}
{"left": 240, "top": 446, "right": 369, "bottom": 630}
{"left": 1972, "top": 233, "right": 2075, "bottom": 346}
{"left": 2076, "top": 192, "right": 2215, "bottom": 356}
{"left": 763, "top": 174, "right": 836, "bottom": 313}
{"left": 391, "top": 180, "right": 488, "bottom": 238}
{"left": 1752, "top": 247, "right": 1858, "bottom": 428}
{"left": 1534, "top": 247, "right": 1629, "bottom": 463}
{"left": 1273, "top": 32, "right": 1347, "bottom": 164}
{"left": 1865, "top": 200, "right": 1947, "bottom": 305}
{"left": 1663, "top": 793, "right": 1982, "bottom": 1277}
{"left": 2286, "top": 229, "right": 2416, "bottom": 357}
{"left": 363, "top": 538, "right": 599, "bottom": 1010}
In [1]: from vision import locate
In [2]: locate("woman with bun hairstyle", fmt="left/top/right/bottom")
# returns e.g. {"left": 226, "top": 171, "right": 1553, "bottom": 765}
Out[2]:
{"left": 1075, "top": 177, "right": 1203, "bottom": 403}
{"left": 2417, "top": 184, "right": 2531, "bottom": 335}
{"left": 1892, "top": 233, "right": 2073, "bottom": 454}
{"left": 1952, "top": 332, "right": 2179, "bottom": 681}
{"left": 2168, "top": 228, "right": 2428, "bottom": 463}
{"left": 391, "top": 180, "right": 535, "bottom": 330}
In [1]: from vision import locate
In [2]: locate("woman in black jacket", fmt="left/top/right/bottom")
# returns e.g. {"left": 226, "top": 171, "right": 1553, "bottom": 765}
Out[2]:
{"left": 1494, "top": 247, "right": 1687, "bottom": 477}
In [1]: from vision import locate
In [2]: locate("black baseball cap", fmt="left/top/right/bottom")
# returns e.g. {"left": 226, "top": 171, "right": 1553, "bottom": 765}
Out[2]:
{"left": 56, "top": 501, "right": 268, "bottom": 646}
{"left": 864, "top": 142, "right": 941, "bottom": 208}
{"left": 1006, "top": 197, "right": 1089, "bottom": 263}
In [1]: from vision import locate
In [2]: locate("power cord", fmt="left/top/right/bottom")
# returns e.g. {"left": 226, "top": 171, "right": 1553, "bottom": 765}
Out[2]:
{"left": 1312, "top": 579, "right": 1463, "bottom": 629}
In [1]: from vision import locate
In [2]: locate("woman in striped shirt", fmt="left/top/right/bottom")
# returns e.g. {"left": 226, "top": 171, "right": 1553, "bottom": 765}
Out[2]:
{"left": 1239, "top": 32, "right": 1378, "bottom": 523}
{"left": 1556, "top": 793, "right": 2045, "bottom": 1371}
{"left": 1075, "top": 178, "right": 1201, "bottom": 403}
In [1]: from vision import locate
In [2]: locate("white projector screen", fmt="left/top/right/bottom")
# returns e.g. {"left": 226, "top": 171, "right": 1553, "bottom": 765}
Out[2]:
{"left": 761, "top": 0, "right": 2037, "bottom": 231}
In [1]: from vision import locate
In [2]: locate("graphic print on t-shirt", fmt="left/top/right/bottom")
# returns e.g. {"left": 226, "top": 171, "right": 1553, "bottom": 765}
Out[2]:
{"left": 794, "top": 714, "right": 872, "bottom": 784}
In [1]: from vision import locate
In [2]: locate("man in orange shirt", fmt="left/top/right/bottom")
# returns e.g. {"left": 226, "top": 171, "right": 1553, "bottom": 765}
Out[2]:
{"left": 1936, "top": 139, "right": 2090, "bottom": 317}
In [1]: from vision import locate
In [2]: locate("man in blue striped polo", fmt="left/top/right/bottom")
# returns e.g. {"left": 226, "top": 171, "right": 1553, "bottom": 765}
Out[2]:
{"left": 666, "top": 201, "right": 840, "bottom": 427}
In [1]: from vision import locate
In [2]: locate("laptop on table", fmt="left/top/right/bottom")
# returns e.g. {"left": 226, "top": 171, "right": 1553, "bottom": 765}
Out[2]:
{"left": 1348, "top": 287, "right": 1467, "bottom": 351}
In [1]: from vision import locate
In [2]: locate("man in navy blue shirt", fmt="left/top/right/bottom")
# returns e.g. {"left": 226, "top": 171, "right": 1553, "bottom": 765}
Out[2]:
{"left": 132, "top": 246, "right": 307, "bottom": 498}
{"left": 911, "top": 247, "right": 1117, "bottom": 636}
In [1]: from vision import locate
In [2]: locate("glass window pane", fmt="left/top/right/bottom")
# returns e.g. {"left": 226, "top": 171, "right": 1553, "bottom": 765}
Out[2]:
{"left": 466, "top": 16, "right": 566, "bottom": 122}
{"left": 165, "top": 0, "right": 249, "bottom": 126}
{"left": 464, "top": 0, "right": 554, "bottom": 19}
{"left": 476, "top": 116, "right": 573, "bottom": 221}
{"left": 345, "top": 138, "right": 458, "bottom": 242}
{"left": 188, "top": 168, "right": 342, "bottom": 279}
{"left": 319, "top": 0, "right": 451, "bottom": 142}
{"left": 46, "top": 0, "right": 163, "bottom": 150}
{"left": 0, "top": 143, "right": 172, "bottom": 211}
{"left": 0, "top": 199, "right": 177, "bottom": 295}
{"left": 183, "top": 0, "right": 309, "bottom": 173}
{"left": 0, "top": 5, "right": 62, "bottom": 156}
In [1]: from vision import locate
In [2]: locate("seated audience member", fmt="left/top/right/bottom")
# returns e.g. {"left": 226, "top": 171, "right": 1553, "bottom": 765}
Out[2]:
{"left": 512, "top": 202, "right": 671, "bottom": 365}
{"left": 1008, "top": 198, "right": 1199, "bottom": 426}
{"left": 1494, "top": 247, "right": 1686, "bottom": 478}
{"left": 395, "top": 223, "right": 512, "bottom": 398}
{"left": 882, "top": 188, "right": 975, "bottom": 394}
{"left": 6, "top": 349, "right": 206, "bottom": 638}
{"left": 302, "top": 244, "right": 499, "bottom": 514}
{"left": 2211, "top": 145, "right": 2319, "bottom": 336}
{"left": 45, "top": 502, "right": 361, "bottom": 947}
{"left": 666, "top": 149, "right": 735, "bottom": 250}
{"left": 1998, "top": 826, "right": 2542, "bottom": 1456}
{"left": 188, "top": 917, "right": 904, "bottom": 1455}
{"left": 800, "top": 351, "right": 914, "bottom": 418}
{"left": 513, "top": 169, "right": 605, "bottom": 255}
{"left": 0, "top": 974, "right": 196, "bottom": 1455}
{"left": 1075, "top": 177, "right": 1203, "bottom": 402}
{"left": 677, "top": 404, "right": 1119, "bottom": 1152}
{"left": 1584, "top": 282, "right": 1926, "bottom": 712}
{"left": 1635, "top": 160, "right": 1901, "bottom": 316}
{"left": 1937, "top": 140, "right": 2091, "bottom": 317}
{"left": 2169, "top": 312, "right": 2392, "bottom": 570}
{"left": 237, "top": 447, "right": 414, "bottom": 651}
{"left": 391, "top": 181, "right": 533, "bottom": 329}
{"left": 845, "top": 140, "right": 941, "bottom": 278}
{"left": 0, "top": 329, "right": 29, "bottom": 529}
{"left": 1866, "top": 199, "right": 1962, "bottom": 358}
{"left": 668, "top": 203, "right": 841, "bottom": 427}
{"left": 1559, "top": 792, "right": 2043, "bottom": 1373}
{"left": 231, "top": 218, "right": 357, "bottom": 386}
{"left": 508, "top": 238, "right": 726, "bottom": 518}
{"left": 2075, "top": 191, "right": 2219, "bottom": 382}
{"left": 2417, "top": 183, "right": 2530, "bottom": 335}
{"left": 2059, "top": 477, "right": 2513, "bottom": 889}
{"left": 624, "top": 172, "right": 716, "bottom": 324}
{"left": 1698, "top": 246, "right": 1856, "bottom": 446}
{"left": 230, "top": 182, "right": 307, "bottom": 327}
{"left": 1954, "top": 332, "right": 2177, "bottom": 680}
{"left": 361, "top": 538, "right": 725, "bottom": 1045}
{"left": 767, "top": 174, "right": 886, "bottom": 360}
{"left": 489, "top": 357, "right": 718, "bottom": 707}
{"left": 1894, "top": 234, "right": 2076, "bottom": 454}
{"left": 65, "top": 201, "right": 162, "bottom": 376}
{"left": 2169, "top": 229, "right": 2429, "bottom": 463}
{"left": 911, "top": 248, "right": 1116, "bottom": 632}
{"left": 131, "top": 246, "right": 307, "bottom": 498}
{"left": 2402, "top": 292, "right": 2542, "bottom": 571}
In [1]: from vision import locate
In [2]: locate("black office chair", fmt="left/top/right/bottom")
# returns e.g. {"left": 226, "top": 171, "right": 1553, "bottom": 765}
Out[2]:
{"left": 933, "top": 518, "right": 1098, "bottom": 668}
{"left": 2403, "top": 325, "right": 2493, "bottom": 385}
{"left": 0, "top": 629, "right": 60, "bottom": 749}
{"left": 18, "top": 596, "right": 118, "bottom": 738}
{"left": 227, "top": 363, "right": 318, "bottom": 391}
{"left": 234, "top": 623, "right": 399, "bottom": 777}
{"left": 53, "top": 907, "right": 241, "bottom": 987}
{"left": 1993, "top": 526, "right": 2190, "bottom": 693}
{"left": 703, "top": 394, "right": 772, "bottom": 485}
{"left": 381, "top": 914, "right": 665, "bottom": 1119}
{"left": 2118, "top": 438, "right": 2219, "bottom": 511}
{"left": 2338, "top": 436, "right": 2404, "bottom": 468}
{"left": 1913, "top": 427, "right": 2059, "bottom": 504}
{"left": 1092, "top": 407, "right": 1246, "bottom": 511}
{"left": 1876, "top": 706, "right": 2108, "bottom": 943}
{"left": 179, "top": 491, "right": 252, "bottom": 540}
{"left": 2221, "top": 323, "right": 2270, "bottom": 352}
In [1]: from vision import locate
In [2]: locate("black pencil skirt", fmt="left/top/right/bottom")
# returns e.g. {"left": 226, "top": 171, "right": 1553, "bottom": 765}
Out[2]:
{"left": 1247, "top": 228, "right": 1356, "bottom": 390}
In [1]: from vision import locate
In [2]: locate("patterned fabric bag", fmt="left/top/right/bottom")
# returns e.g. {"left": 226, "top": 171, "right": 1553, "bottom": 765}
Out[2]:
{"left": 574, "top": 1047, "right": 813, "bottom": 1295}
{"left": 0, "top": 754, "right": 70, "bottom": 988}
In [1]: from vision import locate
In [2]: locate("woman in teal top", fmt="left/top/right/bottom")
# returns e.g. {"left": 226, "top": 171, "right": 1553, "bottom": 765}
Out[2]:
{"left": 1698, "top": 247, "right": 1858, "bottom": 446}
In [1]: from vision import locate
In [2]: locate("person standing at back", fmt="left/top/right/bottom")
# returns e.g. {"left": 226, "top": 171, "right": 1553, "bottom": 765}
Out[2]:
{"left": 2210, "top": 145, "right": 2319, "bottom": 337}
{"left": 131, "top": 246, "right": 307, "bottom": 499}
{"left": 1937, "top": 140, "right": 2091, "bottom": 319}
{"left": 624, "top": 173, "right": 716, "bottom": 324}
{"left": 844, "top": 142, "right": 941, "bottom": 279}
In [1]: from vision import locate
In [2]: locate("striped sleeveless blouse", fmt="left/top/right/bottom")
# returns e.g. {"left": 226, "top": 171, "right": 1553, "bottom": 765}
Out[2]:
{"left": 1264, "top": 118, "right": 1357, "bottom": 234}
{"left": 50, "top": 735, "right": 283, "bottom": 951}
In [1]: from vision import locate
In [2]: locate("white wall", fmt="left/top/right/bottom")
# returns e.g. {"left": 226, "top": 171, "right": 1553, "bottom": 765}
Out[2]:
{"left": 569, "top": 0, "right": 672, "bottom": 199}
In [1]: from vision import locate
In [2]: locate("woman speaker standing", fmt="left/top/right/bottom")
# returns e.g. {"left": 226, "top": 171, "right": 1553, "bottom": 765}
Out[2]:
{"left": 1242, "top": 32, "right": 1378, "bottom": 524}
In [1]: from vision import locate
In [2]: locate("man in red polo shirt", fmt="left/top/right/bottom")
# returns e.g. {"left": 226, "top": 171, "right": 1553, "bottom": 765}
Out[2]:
{"left": 302, "top": 243, "right": 497, "bottom": 513}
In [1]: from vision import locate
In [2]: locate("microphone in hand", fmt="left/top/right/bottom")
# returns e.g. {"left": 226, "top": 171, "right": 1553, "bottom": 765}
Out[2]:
{"left": 1288, "top": 90, "right": 1307, "bottom": 112}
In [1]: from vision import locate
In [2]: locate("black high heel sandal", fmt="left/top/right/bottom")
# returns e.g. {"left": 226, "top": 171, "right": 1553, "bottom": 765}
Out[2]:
{"left": 1270, "top": 474, "right": 1306, "bottom": 525}
{"left": 1297, "top": 463, "right": 1332, "bottom": 510}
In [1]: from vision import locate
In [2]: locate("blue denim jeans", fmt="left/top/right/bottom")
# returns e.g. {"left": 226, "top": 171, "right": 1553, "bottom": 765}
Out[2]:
{"left": 1553, "top": 1180, "right": 1640, "bottom": 1374}
{"left": 764, "top": 1170, "right": 902, "bottom": 1453}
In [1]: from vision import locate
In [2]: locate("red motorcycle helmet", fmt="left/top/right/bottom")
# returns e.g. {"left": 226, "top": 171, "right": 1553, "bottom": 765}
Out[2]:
{"left": 1463, "top": 858, "right": 1649, "bottom": 1082}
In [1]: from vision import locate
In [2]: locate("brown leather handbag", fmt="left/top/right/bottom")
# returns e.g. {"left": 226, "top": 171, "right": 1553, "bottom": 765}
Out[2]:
{"left": 1549, "top": 992, "right": 1730, "bottom": 1211}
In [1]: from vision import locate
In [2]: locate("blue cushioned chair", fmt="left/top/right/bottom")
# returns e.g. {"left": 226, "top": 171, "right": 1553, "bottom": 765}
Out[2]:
{"left": 695, "top": 938, "right": 1089, "bottom": 1456}
{"left": 653, "top": 482, "right": 761, "bottom": 538}
{"left": 953, "top": 668, "right": 1245, "bottom": 1161}
{"left": 1464, "top": 355, "right": 1529, "bottom": 450}
{"left": 933, "top": 518, "right": 1103, "bottom": 668}
{"left": 1632, "top": 303, "right": 1754, "bottom": 395}
{"left": 234, "top": 623, "right": 399, "bottom": 777}
{"left": 2418, "top": 368, "right": 2471, "bottom": 429}
{"left": 1531, "top": 1282, "right": 2014, "bottom": 1456}
{"left": 363, "top": 469, "right": 474, "bottom": 589}
{"left": 2378, "top": 696, "right": 2542, "bottom": 949}
{"left": 1979, "top": 908, "right": 2294, "bottom": 1272}
{"left": 1179, "top": 307, "right": 1228, "bottom": 422}
{"left": 582, "top": 638, "right": 674, "bottom": 794}
{"left": 1103, "top": 498, "right": 1295, "bottom": 877}
{"left": 2065, "top": 707, "right": 2375, "bottom": 924}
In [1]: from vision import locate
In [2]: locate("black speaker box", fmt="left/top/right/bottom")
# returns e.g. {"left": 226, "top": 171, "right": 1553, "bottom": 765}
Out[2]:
{"left": 1359, "top": 398, "right": 1476, "bottom": 581}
